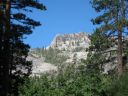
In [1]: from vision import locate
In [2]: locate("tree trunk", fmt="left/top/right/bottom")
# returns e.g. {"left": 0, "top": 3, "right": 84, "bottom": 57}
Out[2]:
{"left": 1, "top": 0, "right": 11, "bottom": 95}
{"left": 117, "top": 0, "right": 125, "bottom": 77}
{"left": 117, "top": 29, "right": 123, "bottom": 76}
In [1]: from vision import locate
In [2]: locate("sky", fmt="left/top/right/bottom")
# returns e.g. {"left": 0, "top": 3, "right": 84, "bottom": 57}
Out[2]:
{"left": 24, "top": 0, "right": 98, "bottom": 48}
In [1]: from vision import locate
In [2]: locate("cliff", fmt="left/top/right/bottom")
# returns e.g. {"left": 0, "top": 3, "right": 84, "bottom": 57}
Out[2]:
{"left": 49, "top": 32, "right": 90, "bottom": 51}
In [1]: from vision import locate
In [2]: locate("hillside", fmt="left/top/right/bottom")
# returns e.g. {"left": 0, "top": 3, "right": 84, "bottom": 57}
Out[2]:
{"left": 29, "top": 32, "right": 90, "bottom": 76}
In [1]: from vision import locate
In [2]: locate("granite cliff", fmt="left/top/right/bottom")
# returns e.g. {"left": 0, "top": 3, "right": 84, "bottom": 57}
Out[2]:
{"left": 49, "top": 32, "right": 90, "bottom": 51}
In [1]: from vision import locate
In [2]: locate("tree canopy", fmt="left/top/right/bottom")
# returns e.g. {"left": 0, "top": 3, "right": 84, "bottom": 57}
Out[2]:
{"left": 0, "top": 0, "right": 46, "bottom": 95}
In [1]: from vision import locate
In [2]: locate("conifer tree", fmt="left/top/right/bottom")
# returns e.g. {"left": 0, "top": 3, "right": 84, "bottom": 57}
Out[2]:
{"left": 91, "top": 0, "right": 128, "bottom": 76}
{"left": 0, "top": 0, "right": 46, "bottom": 95}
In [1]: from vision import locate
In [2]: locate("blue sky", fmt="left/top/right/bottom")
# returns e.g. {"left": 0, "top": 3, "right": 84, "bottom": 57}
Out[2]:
{"left": 24, "top": 0, "right": 98, "bottom": 48}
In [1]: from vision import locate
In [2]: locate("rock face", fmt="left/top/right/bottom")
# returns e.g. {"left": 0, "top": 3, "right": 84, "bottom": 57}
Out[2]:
{"left": 27, "top": 54, "right": 57, "bottom": 76}
{"left": 50, "top": 32, "right": 90, "bottom": 51}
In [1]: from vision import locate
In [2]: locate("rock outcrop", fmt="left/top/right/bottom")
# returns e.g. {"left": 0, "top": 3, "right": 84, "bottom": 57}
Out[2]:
{"left": 27, "top": 53, "right": 57, "bottom": 76}
{"left": 49, "top": 32, "right": 90, "bottom": 51}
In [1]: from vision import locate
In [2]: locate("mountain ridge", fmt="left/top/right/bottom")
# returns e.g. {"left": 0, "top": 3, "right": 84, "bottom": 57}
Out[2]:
{"left": 47, "top": 32, "right": 90, "bottom": 51}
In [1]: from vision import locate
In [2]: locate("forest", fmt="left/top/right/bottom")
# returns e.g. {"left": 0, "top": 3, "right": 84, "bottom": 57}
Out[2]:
{"left": 0, "top": 0, "right": 128, "bottom": 96}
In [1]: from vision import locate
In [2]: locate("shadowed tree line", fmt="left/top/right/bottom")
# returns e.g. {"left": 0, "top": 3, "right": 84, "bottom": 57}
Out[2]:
{"left": 0, "top": 0, "right": 46, "bottom": 95}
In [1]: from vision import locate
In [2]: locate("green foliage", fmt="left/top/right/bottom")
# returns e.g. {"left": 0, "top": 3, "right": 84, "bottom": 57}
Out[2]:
{"left": 84, "top": 51, "right": 112, "bottom": 96}
{"left": 18, "top": 63, "right": 112, "bottom": 96}
{"left": 83, "top": 27, "right": 114, "bottom": 96}
{"left": 90, "top": 29, "right": 111, "bottom": 52}
{"left": 106, "top": 71, "right": 128, "bottom": 96}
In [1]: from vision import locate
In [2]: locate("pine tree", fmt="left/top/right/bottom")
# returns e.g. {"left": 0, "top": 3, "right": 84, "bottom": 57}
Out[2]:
{"left": 0, "top": 0, "right": 46, "bottom": 95}
{"left": 91, "top": 0, "right": 128, "bottom": 76}
{"left": 84, "top": 29, "right": 112, "bottom": 96}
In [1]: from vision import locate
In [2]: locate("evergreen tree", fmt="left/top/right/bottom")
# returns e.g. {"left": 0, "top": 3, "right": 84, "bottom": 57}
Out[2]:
{"left": 0, "top": 0, "right": 46, "bottom": 95}
{"left": 91, "top": 0, "right": 128, "bottom": 76}
{"left": 83, "top": 1, "right": 128, "bottom": 95}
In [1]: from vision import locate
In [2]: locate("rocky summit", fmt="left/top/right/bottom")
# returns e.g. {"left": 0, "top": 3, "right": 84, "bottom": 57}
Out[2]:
{"left": 49, "top": 32, "right": 90, "bottom": 51}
